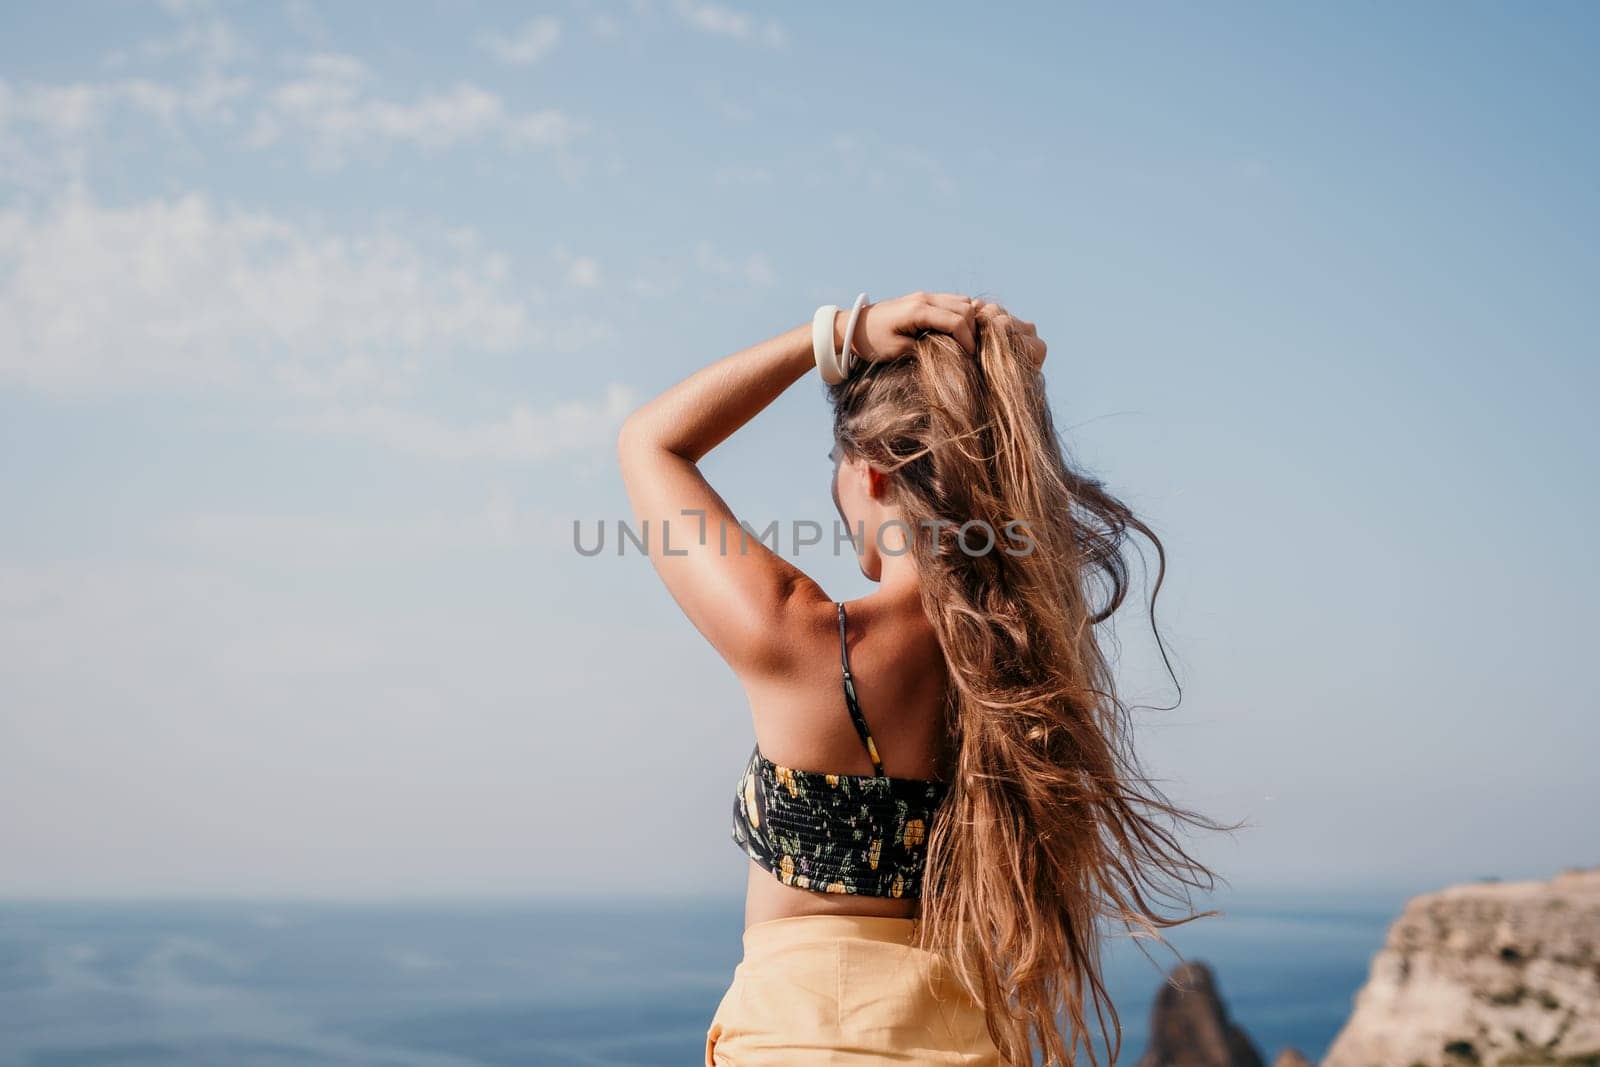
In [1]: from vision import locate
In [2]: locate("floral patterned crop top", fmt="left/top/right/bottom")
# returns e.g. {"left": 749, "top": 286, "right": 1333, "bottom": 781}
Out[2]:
{"left": 731, "top": 601, "right": 950, "bottom": 899}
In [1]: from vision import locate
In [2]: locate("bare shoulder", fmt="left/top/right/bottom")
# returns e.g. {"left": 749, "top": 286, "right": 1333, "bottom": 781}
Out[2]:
{"left": 837, "top": 594, "right": 947, "bottom": 690}
{"left": 757, "top": 588, "right": 939, "bottom": 682}
{"left": 741, "top": 588, "right": 950, "bottom": 777}
{"left": 728, "top": 575, "right": 839, "bottom": 685}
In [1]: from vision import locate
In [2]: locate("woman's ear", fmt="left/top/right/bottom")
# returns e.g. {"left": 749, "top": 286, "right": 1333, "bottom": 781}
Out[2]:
{"left": 866, "top": 465, "right": 891, "bottom": 501}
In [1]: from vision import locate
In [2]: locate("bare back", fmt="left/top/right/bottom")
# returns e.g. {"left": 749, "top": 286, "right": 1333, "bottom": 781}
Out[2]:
{"left": 735, "top": 588, "right": 951, "bottom": 928}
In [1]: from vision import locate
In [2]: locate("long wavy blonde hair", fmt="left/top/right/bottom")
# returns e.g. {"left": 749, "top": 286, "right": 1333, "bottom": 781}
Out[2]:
{"left": 827, "top": 310, "right": 1241, "bottom": 1066}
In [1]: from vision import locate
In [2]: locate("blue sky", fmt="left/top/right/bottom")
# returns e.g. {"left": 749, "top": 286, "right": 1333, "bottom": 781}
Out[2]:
{"left": 1, "top": 0, "right": 1595, "bottom": 899}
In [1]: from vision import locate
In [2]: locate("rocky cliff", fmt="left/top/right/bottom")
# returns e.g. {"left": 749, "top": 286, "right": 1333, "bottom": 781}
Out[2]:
{"left": 1136, "top": 959, "right": 1266, "bottom": 1067}
{"left": 1135, "top": 867, "right": 1600, "bottom": 1067}
{"left": 1321, "top": 866, "right": 1600, "bottom": 1067}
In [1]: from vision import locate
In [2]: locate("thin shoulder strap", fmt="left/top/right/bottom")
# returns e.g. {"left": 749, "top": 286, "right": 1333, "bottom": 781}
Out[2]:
{"left": 837, "top": 601, "right": 887, "bottom": 778}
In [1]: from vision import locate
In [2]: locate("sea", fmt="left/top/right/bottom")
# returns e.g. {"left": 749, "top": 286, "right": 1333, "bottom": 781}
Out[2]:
{"left": 0, "top": 887, "right": 1407, "bottom": 1066}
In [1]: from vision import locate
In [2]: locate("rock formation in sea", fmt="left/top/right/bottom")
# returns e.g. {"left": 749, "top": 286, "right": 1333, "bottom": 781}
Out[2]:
{"left": 1321, "top": 865, "right": 1600, "bottom": 1067}
{"left": 1135, "top": 959, "right": 1267, "bottom": 1067}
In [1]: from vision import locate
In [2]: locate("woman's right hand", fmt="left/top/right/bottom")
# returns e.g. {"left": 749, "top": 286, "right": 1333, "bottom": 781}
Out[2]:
{"left": 844, "top": 291, "right": 979, "bottom": 364}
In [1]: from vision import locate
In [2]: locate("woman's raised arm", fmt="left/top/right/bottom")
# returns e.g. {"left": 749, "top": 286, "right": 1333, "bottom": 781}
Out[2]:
{"left": 616, "top": 316, "right": 837, "bottom": 680}
{"left": 615, "top": 293, "right": 978, "bottom": 679}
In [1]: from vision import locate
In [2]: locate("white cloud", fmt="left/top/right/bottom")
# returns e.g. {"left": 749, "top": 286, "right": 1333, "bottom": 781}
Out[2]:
{"left": 17, "top": 0, "right": 254, "bottom": 173}
{"left": 503, "top": 109, "right": 585, "bottom": 149}
{"left": 0, "top": 72, "right": 251, "bottom": 135}
{"left": 0, "top": 186, "right": 586, "bottom": 396}
{"left": 105, "top": 0, "right": 251, "bottom": 72}
{"left": 3, "top": 33, "right": 585, "bottom": 185}
{"left": 306, "top": 383, "right": 638, "bottom": 463}
{"left": 693, "top": 239, "right": 775, "bottom": 286}
{"left": 568, "top": 256, "right": 602, "bottom": 287}
{"left": 552, "top": 244, "right": 603, "bottom": 288}
{"left": 246, "top": 52, "right": 586, "bottom": 168}
{"left": 624, "top": 239, "right": 776, "bottom": 297}
{"left": 479, "top": 16, "right": 562, "bottom": 66}
{"left": 673, "top": 0, "right": 787, "bottom": 48}
{"left": 283, "top": 0, "right": 329, "bottom": 45}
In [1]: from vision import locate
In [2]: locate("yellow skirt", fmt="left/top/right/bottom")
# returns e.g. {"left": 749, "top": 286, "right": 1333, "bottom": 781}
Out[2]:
{"left": 704, "top": 913, "right": 1004, "bottom": 1065}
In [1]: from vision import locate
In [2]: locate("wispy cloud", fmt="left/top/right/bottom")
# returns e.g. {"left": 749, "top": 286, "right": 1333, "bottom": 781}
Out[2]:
{"left": 624, "top": 239, "right": 776, "bottom": 297}
{"left": 693, "top": 239, "right": 776, "bottom": 286}
{"left": 0, "top": 72, "right": 251, "bottom": 140}
{"left": 589, "top": 13, "right": 625, "bottom": 38}
{"left": 478, "top": 16, "right": 562, "bottom": 66}
{"left": 568, "top": 256, "right": 602, "bottom": 287}
{"left": 304, "top": 384, "right": 637, "bottom": 463}
{"left": 673, "top": 0, "right": 787, "bottom": 48}
{"left": 245, "top": 52, "right": 587, "bottom": 168}
{"left": 553, "top": 243, "right": 603, "bottom": 288}
{"left": 0, "top": 186, "right": 593, "bottom": 397}
{"left": 104, "top": 0, "right": 251, "bottom": 72}
{"left": 3, "top": 19, "right": 588, "bottom": 188}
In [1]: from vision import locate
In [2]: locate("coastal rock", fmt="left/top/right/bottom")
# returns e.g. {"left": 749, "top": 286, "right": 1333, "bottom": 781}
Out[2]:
{"left": 1136, "top": 959, "right": 1266, "bottom": 1067}
{"left": 1322, "top": 865, "right": 1600, "bottom": 1067}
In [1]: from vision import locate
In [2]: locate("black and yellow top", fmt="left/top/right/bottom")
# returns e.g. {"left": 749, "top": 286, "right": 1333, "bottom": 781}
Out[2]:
{"left": 731, "top": 601, "right": 950, "bottom": 899}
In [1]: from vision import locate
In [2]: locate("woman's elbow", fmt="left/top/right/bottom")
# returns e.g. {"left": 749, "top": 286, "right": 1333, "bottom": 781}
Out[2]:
{"left": 616, "top": 410, "right": 652, "bottom": 460}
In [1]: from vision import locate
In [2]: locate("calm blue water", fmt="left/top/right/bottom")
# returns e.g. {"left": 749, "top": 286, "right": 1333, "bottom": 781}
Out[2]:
{"left": 0, "top": 890, "right": 1400, "bottom": 1066}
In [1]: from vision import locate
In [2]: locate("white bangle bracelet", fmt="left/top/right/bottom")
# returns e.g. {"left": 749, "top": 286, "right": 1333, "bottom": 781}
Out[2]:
{"left": 813, "top": 303, "right": 846, "bottom": 384}
{"left": 840, "top": 292, "right": 869, "bottom": 377}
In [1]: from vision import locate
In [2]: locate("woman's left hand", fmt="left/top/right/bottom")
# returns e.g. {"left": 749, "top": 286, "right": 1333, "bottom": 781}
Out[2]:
{"left": 847, "top": 291, "right": 979, "bottom": 363}
{"left": 974, "top": 299, "right": 1047, "bottom": 369}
